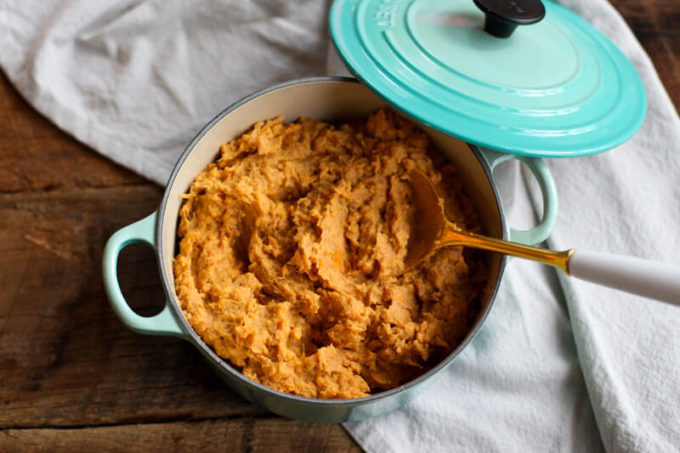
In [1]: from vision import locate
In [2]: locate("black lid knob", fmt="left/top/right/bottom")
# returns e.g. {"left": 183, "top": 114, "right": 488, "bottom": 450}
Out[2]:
{"left": 473, "top": 0, "right": 545, "bottom": 38}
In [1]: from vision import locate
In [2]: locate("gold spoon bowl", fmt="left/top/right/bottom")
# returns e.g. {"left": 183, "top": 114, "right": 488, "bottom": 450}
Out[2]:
{"left": 405, "top": 170, "right": 680, "bottom": 306}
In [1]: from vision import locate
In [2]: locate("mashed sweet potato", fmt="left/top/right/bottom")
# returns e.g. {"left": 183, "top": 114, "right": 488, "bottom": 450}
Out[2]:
{"left": 173, "top": 109, "right": 487, "bottom": 399}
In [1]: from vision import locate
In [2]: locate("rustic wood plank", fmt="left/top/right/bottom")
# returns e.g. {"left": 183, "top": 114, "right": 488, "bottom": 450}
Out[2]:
{"left": 0, "top": 418, "right": 360, "bottom": 452}
{"left": 0, "top": 71, "right": 148, "bottom": 193}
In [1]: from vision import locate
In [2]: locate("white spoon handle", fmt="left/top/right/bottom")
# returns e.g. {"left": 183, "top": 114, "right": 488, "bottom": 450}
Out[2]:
{"left": 568, "top": 249, "right": 680, "bottom": 306}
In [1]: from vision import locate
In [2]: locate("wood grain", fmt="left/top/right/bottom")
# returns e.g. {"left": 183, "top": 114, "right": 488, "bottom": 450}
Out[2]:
{"left": 612, "top": 1, "right": 679, "bottom": 109}
{"left": 0, "top": 0, "right": 677, "bottom": 451}
{"left": 1, "top": 418, "right": 359, "bottom": 452}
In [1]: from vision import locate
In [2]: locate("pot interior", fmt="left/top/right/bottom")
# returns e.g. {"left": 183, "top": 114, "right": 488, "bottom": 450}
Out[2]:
{"left": 158, "top": 78, "right": 505, "bottom": 381}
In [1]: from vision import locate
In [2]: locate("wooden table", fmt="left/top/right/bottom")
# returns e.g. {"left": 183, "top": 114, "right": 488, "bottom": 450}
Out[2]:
{"left": 1, "top": 1, "right": 677, "bottom": 450}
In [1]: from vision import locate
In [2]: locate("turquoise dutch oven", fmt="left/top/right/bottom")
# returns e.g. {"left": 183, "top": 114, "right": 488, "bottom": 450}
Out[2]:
{"left": 103, "top": 77, "right": 558, "bottom": 422}
{"left": 103, "top": 0, "right": 646, "bottom": 423}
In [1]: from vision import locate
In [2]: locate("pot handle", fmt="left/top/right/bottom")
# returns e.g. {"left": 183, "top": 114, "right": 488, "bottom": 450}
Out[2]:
{"left": 102, "top": 212, "right": 186, "bottom": 338}
{"left": 479, "top": 148, "right": 558, "bottom": 245}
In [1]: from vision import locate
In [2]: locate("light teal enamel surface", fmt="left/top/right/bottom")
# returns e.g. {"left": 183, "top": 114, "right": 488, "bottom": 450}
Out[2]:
{"left": 330, "top": 0, "right": 647, "bottom": 157}
{"left": 479, "top": 148, "right": 558, "bottom": 245}
{"left": 102, "top": 212, "right": 185, "bottom": 338}
{"left": 379, "top": 0, "right": 580, "bottom": 91}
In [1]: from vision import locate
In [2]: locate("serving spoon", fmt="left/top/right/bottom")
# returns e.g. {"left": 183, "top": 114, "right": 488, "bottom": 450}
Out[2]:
{"left": 404, "top": 170, "right": 680, "bottom": 306}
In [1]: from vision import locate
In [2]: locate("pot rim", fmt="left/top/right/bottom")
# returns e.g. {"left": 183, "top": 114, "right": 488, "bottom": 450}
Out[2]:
{"left": 156, "top": 76, "right": 508, "bottom": 406}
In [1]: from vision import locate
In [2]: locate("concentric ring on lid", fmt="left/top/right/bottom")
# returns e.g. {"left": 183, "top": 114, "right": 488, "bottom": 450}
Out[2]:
{"left": 330, "top": 0, "right": 646, "bottom": 157}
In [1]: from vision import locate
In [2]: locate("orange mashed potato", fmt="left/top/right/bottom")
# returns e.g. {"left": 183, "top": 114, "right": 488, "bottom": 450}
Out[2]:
{"left": 173, "top": 109, "right": 487, "bottom": 399}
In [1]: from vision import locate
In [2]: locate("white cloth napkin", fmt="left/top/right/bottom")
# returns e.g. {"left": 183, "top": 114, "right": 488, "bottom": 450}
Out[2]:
{"left": 0, "top": 0, "right": 331, "bottom": 185}
{"left": 2, "top": 1, "right": 678, "bottom": 451}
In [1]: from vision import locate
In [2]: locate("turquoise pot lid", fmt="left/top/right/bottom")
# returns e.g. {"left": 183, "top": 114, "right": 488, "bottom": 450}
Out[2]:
{"left": 329, "top": 0, "right": 647, "bottom": 157}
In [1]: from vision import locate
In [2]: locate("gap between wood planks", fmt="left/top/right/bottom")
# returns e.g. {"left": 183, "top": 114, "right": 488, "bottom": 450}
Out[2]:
{"left": 0, "top": 417, "right": 360, "bottom": 452}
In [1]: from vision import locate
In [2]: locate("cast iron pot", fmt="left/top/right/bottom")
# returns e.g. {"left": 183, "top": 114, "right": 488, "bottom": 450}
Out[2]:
{"left": 102, "top": 77, "right": 558, "bottom": 423}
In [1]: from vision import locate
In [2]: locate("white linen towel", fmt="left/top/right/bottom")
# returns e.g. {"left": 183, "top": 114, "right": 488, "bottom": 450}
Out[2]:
{"left": 0, "top": 0, "right": 331, "bottom": 185}
{"left": 1, "top": 1, "right": 678, "bottom": 451}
